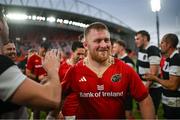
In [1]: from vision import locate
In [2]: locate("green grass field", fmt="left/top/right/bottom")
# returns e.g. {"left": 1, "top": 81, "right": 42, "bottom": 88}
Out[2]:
{"left": 132, "top": 100, "right": 164, "bottom": 119}
{"left": 28, "top": 100, "right": 164, "bottom": 119}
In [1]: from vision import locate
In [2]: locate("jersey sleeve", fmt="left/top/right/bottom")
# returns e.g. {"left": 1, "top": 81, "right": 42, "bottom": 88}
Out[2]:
{"left": 61, "top": 66, "right": 74, "bottom": 95}
{"left": 128, "top": 67, "right": 148, "bottom": 102}
{"left": 0, "top": 65, "right": 26, "bottom": 101}
{"left": 59, "top": 62, "right": 68, "bottom": 82}
{"left": 169, "top": 54, "right": 180, "bottom": 76}
{"left": 147, "top": 46, "right": 161, "bottom": 65}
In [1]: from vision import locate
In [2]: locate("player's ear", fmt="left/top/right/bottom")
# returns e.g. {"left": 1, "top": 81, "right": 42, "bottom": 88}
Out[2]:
{"left": 83, "top": 39, "right": 88, "bottom": 50}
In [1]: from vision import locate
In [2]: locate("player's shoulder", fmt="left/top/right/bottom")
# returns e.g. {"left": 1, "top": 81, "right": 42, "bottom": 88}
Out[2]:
{"left": 70, "top": 60, "right": 84, "bottom": 72}
{"left": 170, "top": 51, "right": 180, "bottom": 65}
{"left": 147, "top": 45, "right": 160, "bottom": 52}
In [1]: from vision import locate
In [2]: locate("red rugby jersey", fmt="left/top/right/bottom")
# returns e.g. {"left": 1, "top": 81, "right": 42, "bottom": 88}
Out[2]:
{"left": 26, "top": 54, "right": 47, "bottom": 77}
{"left": 58, "top": 60, "right": 72, "bottom": 82}
{"left": 59, "top": 60, "right": 79, "bottom": 116}
{"left": 62, "top": 58, "right": 148, "bottom": 119}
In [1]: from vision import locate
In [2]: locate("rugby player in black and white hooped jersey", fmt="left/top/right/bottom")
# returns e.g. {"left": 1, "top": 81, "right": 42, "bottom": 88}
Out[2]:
{"left": 135, "top": 30, "right": 162, "bottom": 117}
{"left": 143, "top": 33, "right": 180, "bottom": 119}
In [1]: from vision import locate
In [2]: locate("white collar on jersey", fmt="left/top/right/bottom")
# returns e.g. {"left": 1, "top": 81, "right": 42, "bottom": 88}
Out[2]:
{"left": 120, "top": 53, "right": 128, "bottom": 59}
{"left": 170, "top": 50, "right": 179, "bottom": 59}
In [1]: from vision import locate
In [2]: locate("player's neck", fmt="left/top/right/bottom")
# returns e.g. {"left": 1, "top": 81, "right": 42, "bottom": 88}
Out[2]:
{"left": 143, "top": 41, "right": 149, "bottom": 49}
{"left": 84, "top": 56, "right": 114, "bottom": 78}
{"left": 88, "top": 56, "right": 111, "bottom": 68}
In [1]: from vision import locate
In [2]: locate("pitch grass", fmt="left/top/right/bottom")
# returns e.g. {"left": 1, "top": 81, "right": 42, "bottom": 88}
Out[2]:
{"left": 132, "top": 100, "right": 164, "bottom": 119}
{"left": 28, "top": 100, "right": 164, "bottom": 119}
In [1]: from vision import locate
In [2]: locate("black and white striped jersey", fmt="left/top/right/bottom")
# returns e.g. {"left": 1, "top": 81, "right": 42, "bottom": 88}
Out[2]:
{"left": 137, "top": 45, "right": 161, "bottom": 77}
{"left": 136, "top": 44, "right": 161, "bottom": 87}
{"left": 161, "top": 50, "right": 180, "bottom": 107}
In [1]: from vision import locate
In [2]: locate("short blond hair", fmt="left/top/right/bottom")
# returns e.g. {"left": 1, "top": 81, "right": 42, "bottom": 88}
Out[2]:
{"left": 84, "top": 22, "right": 109, "bottom": 38}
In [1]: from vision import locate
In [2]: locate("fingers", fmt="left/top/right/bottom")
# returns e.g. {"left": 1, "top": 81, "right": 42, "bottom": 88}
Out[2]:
{"left": 45, "top": 49, "right": 60, "bottom": 61}
{"left": 43, "top": 49, "right": 60, "bottom": 71}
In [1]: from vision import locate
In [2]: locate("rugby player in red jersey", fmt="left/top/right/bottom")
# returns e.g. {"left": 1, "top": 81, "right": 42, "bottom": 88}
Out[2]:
{"left": 59, "top": 41, "right": 85, "bottom": 81}
{"left": 59, "top": 41, "right": 85, "bottom": 119}
{"left": 26, "top": 42, "right": 49, "bottom": 82}
{"left": 59, "top": 22, "right": 155, "bottom": 119}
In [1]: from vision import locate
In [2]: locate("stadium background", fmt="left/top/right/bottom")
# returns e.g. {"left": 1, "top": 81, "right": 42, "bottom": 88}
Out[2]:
{"left": 0, "top": 0, "right": 164, "bottom": 119}
{"left": 0, "top": 0, "right": 136, "bottom": 57}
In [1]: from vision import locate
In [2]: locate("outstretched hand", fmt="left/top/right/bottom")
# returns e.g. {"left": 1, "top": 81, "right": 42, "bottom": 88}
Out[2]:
{"left": 43, "top": 49, "right": 60, "bottom": 74}
{"left": 142, "top": 73, "right": 157, "bottom": 81}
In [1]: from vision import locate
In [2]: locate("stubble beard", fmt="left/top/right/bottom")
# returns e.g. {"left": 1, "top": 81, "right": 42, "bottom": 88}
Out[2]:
{"left": 91, "top": 50, "right": 110, "bottom": 63}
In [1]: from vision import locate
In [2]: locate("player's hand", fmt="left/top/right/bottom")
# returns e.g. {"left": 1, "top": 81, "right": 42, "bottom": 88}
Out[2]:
{"left": 142, "top": 73, "right": 157, "bottom": 81}
{"left": 43, "top": 49, "right": 60, "bottom": 74}
{"left": 145, "top": 81, "right": 152, "bottom": 88}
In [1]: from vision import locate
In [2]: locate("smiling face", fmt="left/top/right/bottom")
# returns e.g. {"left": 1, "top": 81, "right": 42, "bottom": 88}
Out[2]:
{"left": 73, "top": 47, "right": 86, "bottom": 63}
{"left": 2, "top": 42, "right": 17, "bottom": 61}
{"left": 84, "top": 28, "right": 111, "bottom": 63}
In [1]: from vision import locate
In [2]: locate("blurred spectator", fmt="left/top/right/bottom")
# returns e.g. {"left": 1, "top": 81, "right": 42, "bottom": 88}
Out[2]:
{"left": 1, "top": 40, "right": 17, "bottom": 62}
{"left": 0, "top": 13, "right": 61, "bottom": 119}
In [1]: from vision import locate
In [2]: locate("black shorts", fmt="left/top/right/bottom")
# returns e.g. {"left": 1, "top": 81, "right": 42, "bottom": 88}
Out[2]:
{"left": 149, "top": 87, "right": 162, "bottom": 114}
{"left": 163, "top": 104, "right": 180, "bottom": 119}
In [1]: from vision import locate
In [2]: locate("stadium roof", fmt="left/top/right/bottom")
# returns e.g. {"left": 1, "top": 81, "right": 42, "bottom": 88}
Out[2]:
{"left": 0, "top": 0, "right": 137, "bottom": 49}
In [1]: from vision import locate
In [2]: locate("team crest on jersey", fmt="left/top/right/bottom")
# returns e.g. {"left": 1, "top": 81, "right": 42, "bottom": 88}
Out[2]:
{"left": 111, "top": 74, "right": 121, "bottom": 82}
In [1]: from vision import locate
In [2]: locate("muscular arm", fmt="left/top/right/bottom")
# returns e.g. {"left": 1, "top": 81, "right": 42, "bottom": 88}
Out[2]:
{"left": 149, "top": 75, "right": 180, "bottom": 91}
{"left": 139, "top": 95, "right": 155, "bottom": 119}
{"left": 11, "top": 76, "right": 61, "bottom": 110}
{"left": 11, "top": 50, "right": 61, "bottom": 110}
{"left": 146, "top": 64, "right": 159, "bottom": 87}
